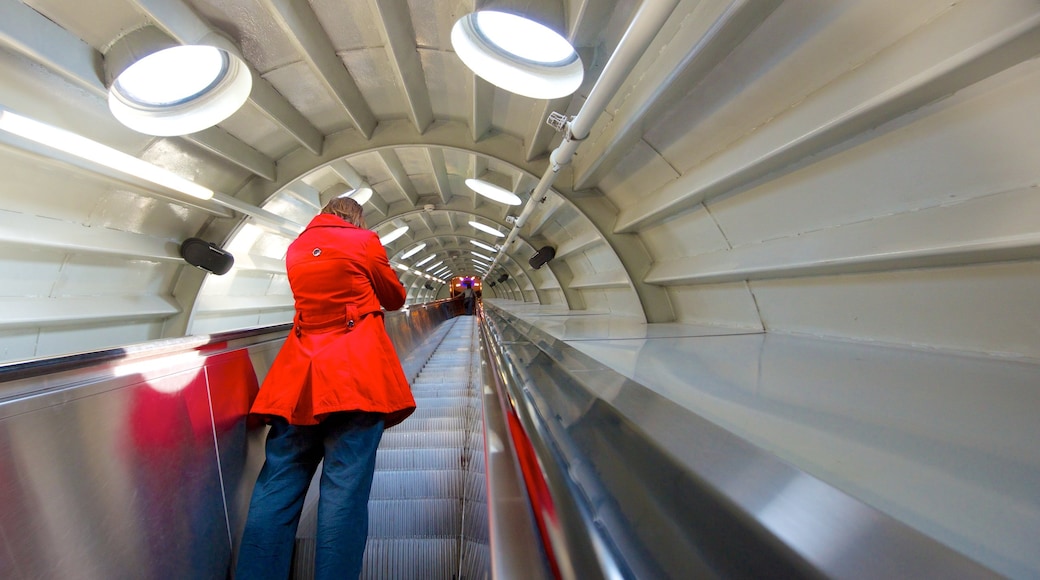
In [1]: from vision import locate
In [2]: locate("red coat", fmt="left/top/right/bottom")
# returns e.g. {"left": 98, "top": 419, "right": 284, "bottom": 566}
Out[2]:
{"left": 250, "top": 214, "right": 415, "bottom": 427}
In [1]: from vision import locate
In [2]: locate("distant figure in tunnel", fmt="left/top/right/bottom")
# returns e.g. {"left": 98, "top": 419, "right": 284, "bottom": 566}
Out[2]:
{"left": 463, "top": 283, "right": 475, "bottom": 315}
{"left": 236, "top": 197, "right": 415, "bottom": 580}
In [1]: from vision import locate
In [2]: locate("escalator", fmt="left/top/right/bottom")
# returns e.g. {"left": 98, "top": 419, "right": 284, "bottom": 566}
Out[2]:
{"left": 293, "top": 316, "right": 489, "bottom": 578}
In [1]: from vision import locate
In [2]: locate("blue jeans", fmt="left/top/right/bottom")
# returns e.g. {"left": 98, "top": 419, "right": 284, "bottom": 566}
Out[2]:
{"left": 235, "top": 412, "right": 385, "bottom": 580}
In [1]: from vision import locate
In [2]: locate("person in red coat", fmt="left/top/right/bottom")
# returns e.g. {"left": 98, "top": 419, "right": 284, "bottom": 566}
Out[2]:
{"left": 236, "top": 196, "right": 414, "bottom": 580}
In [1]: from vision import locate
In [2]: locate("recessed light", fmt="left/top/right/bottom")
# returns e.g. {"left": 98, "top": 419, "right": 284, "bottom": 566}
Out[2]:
{"left": 469, "top": 220, "right": 504, "bottom": 237}
{"left": 451, "top": 11, "right": 583, "bottom": 100}
{"left": 400, "top": 243, "right": 427, "bottom": 259}
{"left": 465, "top": 178, "right": 521, "bottom": 205}
{"left": 337, "top": 187, "right": 373, "bottom": 205}
{"left": 415, "top": 255, "right": 436, "bottom": 267}
{"left": 379, "top": 226, "right": 409, "bottom": 246}
{"left": 105, "top": 28, "right": 252, "bottom": 136}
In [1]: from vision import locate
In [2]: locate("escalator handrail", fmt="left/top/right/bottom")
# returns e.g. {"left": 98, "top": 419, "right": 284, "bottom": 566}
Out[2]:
{"left": 0, "top": 298, "right": 461, "bottom": 384}
{"left": 478, "top": 304, "right": 626, "bottom": 580}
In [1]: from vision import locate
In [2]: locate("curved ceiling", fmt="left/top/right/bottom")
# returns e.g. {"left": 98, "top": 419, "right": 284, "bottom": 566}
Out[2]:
{"left": 1, "top": 0, "right": 1039, "bottom": 365}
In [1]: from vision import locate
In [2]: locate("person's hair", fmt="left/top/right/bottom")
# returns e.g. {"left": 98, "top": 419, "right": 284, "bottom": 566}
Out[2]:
{"left": 321, "top": 196, "right": 366, "bottom": 228}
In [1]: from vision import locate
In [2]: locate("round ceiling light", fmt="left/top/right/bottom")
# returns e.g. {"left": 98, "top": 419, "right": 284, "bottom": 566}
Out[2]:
{"left": 451, "top": 11, "right": 583, "bottom": 99}
{"left": 465, "top": 178, "right": 522, "bottom": 205}
{"left": 106, "top": 28, "right": 252, "bottom": 136}
{"left": 115, "top": 46, "right": 227, "bottom": 107}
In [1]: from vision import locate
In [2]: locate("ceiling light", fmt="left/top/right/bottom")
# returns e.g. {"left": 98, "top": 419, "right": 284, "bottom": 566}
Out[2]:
{"left": 478, "top": 11, "right": 574, "bottom": 63}
{"left": 451, "top": 11, "right": 583, "bottom": 99}
{"left": 379, "top": 225, "right": 409, "bottom": 246}
{"left": 395, "top": 263, "right": 409, "bottom": 271}
{"left": 470, "top": 239, "right": 499, "bottom": 253}
{"left": 465, "top": 178, "right": 522, "bottom": 206}
{"left": 400, "top": 243, "right": 426, "bottom": 259}
{"left": 337, "top": 186, "right": 373, "bottom": 205}
{"left": 414, "top": 255, "right": 436, "bottom": 267}
{"left": 0, "top": 109, "right": 214, "bottom": 200}
{"left": 425, "top": 261, "right": 444, "bottom": 272}
{"left": 116, "top": 46, "right": 226, "bottom": 106}
{"left": 469, "top": 220, "right": 504, "bottom": 237}
{"left": 471, "top": 251, "right": 493, "bottom": 261}
{"left": 105, "top": 27, "right": 252, "bottom": 136}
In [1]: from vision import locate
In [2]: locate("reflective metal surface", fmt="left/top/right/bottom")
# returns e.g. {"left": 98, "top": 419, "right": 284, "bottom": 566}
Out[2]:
{"left": 484, "top": 303, "right": 1000, "bottom": 579}
{"left": 490, "top": 300, "right": 1040, "bottom": 578}
{"left": 0, "top": 329, "right": 280, "bottom": 579}
{"left": 0, "top": 299, "right": 468, "bottom": 579}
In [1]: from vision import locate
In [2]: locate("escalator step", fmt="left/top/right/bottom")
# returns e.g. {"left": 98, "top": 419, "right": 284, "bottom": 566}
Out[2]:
{"left": 369, "top": 469, "right": 465, "bottom": 500}
{"left": 360, "top": 538, "right": 458, "bottom": 580}
{"left": 367, "top": 498, "right": 460, "bottom": 537}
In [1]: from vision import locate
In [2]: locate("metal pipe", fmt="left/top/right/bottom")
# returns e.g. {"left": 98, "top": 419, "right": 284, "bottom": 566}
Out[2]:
{"left": 488, "top": 0, "right": 681, "bottom": 274}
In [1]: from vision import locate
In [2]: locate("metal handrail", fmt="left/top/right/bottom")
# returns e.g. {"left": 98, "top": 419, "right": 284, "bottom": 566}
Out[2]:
{"left": 478, "top": 304, "right": 627, "bottom": 579}
{"left": 0, "top": 297, "right": 463, "bottom": 384}
{"left": 480, "top": 303, "right": 999, "bottom": 579}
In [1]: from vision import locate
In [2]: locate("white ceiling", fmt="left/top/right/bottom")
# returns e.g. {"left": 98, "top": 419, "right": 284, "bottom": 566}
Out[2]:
{"left": 0, "top": 0, "right": 1039, "bottom": 363}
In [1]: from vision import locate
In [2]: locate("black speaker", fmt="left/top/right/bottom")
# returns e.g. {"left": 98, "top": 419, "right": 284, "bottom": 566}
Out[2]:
{"left": 489, "top": 281, "right": 496, "bottom": 287}
{"left": 529, "top": 245, "right": 556, "bottom": 269}
{"left": 180, "top": 238, "right": 234, "bottom": 275}
{"left": 497, "top": 273, "right": 508, "bottom": 284}
{"left": 423, "top": 282, "right": 433, "bottom": 290}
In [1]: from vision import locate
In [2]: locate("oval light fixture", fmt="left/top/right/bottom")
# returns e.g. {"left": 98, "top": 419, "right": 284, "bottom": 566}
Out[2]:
{"left": 415, "top": 255, "right": 437, "bottom": 267}
{"left": 451, "top": 10, "right": 583, "bottom": 99}
{"left": 400, "top": 243, "right": 427, "bottom": 259}
{"left": 469, "top": 220, "right": 505, "bottom": 237}
{"left": 471, "top": 251, "right": 493, "bottom": 261}
{"left": 336, "top": 186, "right": 373, "bottom": 206}
{"left": 465, "top": 178, "right": 522, "bottom": 206}
{"left": 470, "top": 239, "right": 498, "bottom": 252}
{"left": 105, "top": 27, "right": 252, "bottom": 136}
{"left": 379, "top": 225, "right": 409, "bottom": 246}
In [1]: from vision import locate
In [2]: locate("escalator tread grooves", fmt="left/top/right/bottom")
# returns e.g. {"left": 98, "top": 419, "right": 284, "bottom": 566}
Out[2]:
{"left": 294, "top": 317, "right": 490, "bottom": 579}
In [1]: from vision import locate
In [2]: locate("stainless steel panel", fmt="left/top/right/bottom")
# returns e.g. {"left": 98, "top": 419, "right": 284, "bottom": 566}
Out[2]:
{"left": 484, "top": 304, "right": 1000, "bottom": 579}
{"left": 0, "top": 303, "right": 517, "bottom": 579}
{"left": 0, "top": 341, "right": 269, "bottom": 580}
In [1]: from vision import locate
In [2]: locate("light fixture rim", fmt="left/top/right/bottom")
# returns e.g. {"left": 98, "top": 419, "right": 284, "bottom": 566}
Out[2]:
{"left": 107, "top": 43, "right": 252, "bottom": 136}
{"left": 451, "top": 11, "right": 583, "bottom": 100}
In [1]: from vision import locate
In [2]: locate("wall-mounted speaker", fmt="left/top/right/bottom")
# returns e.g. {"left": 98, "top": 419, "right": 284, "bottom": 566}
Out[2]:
{"left": 497, "top": 273, "right": 509, "bottom": 284}
{"left": 489, "top": 281, "right": 496, "bottom": 287}
{"left": 423, "top": 282, "right": 433, "bottom": 290}
{"left": 529, "top": 245, "right": 556, "bottom": 269}
{"left": 180, "top": 238, "right": 234, "bottom": 275}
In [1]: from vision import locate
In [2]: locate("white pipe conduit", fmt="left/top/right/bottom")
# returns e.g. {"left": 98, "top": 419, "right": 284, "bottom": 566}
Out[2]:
{"left": 488, "top": 0, "right": 681, "bottom": 275}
